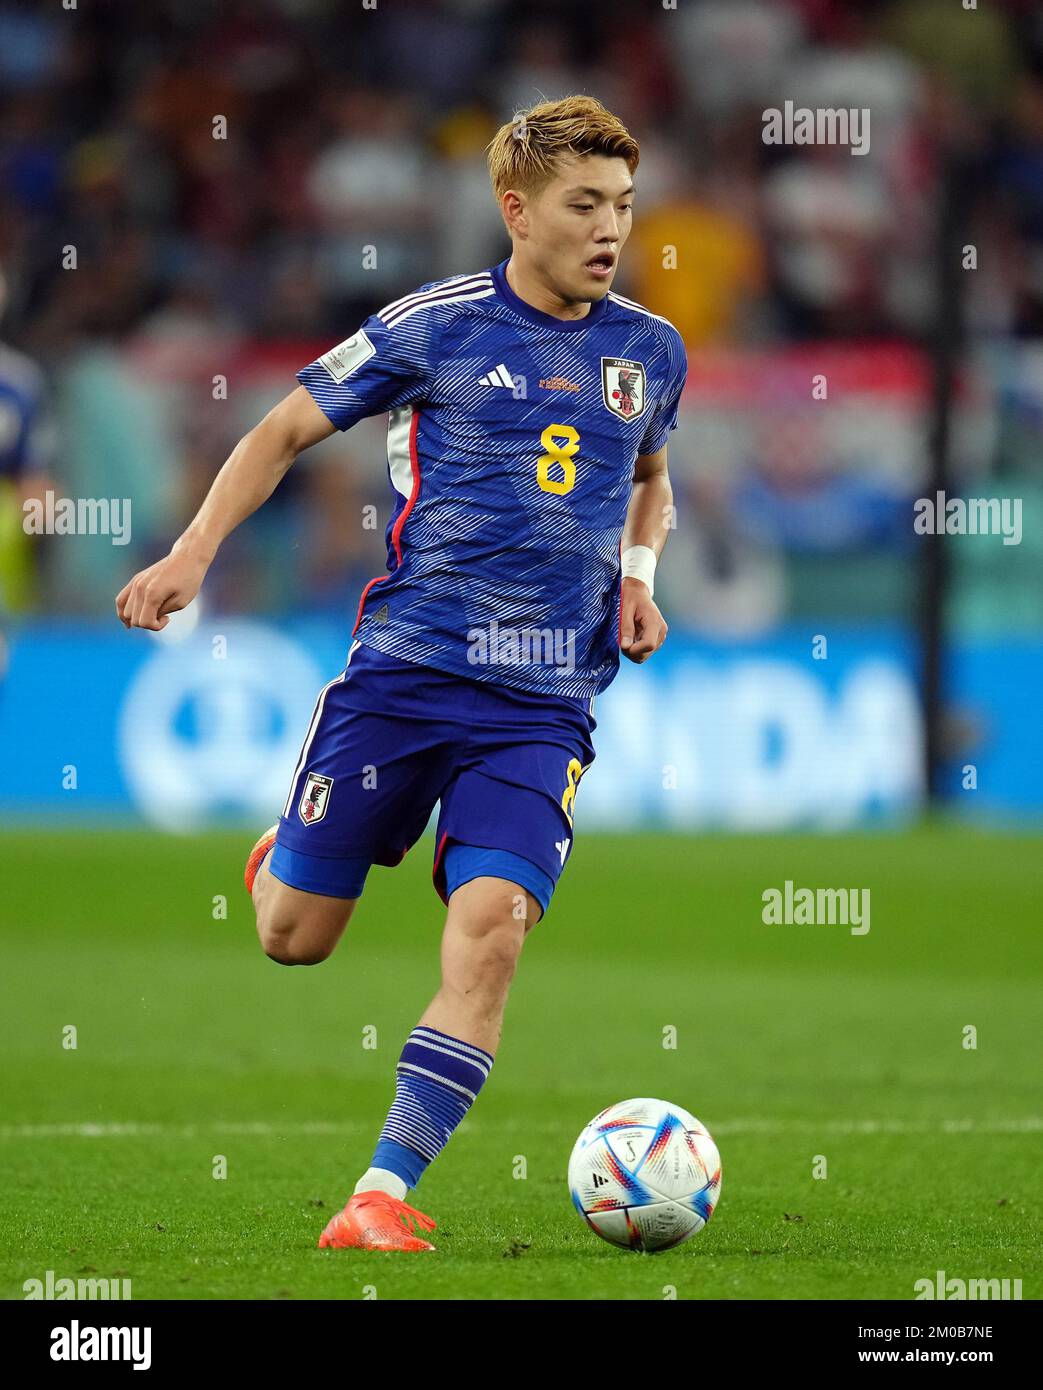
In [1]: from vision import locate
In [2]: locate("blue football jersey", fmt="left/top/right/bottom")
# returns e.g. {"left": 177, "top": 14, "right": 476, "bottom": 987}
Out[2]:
{"left": 0, "top": 344, "right": 48, "bottom": 483}
{"left": 297, "top": 258, "right": 687, "bottom": 700}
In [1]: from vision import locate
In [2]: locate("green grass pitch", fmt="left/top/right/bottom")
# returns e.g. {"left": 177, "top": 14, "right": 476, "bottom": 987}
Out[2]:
{"left": 1, "top": 825, "right": 1039, "bottom": 1300}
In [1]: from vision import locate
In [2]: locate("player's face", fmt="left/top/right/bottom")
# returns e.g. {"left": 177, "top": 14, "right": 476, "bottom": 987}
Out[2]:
{"left": 526, "top": 155, "right": 634, "bottom": 305}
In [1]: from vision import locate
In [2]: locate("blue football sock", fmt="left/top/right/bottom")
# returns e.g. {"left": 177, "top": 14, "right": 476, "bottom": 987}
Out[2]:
{"left": 369, "top": 1026, "right": 494, "bottom": 1191}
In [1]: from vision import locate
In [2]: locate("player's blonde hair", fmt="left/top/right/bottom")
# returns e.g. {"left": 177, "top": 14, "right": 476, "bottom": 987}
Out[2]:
{"left": 486, "top": 95, "right": 640, "bottom": 201}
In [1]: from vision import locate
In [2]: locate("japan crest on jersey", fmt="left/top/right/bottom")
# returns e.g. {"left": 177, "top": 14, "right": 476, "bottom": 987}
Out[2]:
{"left": 298, "top": 772, "right": 333, "bottom": 826}
{"left": 601, "top": 357, "right": 647, "bottom": 420}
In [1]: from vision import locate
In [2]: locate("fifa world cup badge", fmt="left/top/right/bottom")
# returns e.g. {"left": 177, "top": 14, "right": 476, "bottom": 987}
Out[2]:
{"left": 601, "top": 357, "right": 647, "bottom": 419}
{"left": 298, "top": 772, "right": 334, "bottom": 826}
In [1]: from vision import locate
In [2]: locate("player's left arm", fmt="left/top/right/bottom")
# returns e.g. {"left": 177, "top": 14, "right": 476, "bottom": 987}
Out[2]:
{"left": 618, "top": 443, "right": 672, "bottom": 664}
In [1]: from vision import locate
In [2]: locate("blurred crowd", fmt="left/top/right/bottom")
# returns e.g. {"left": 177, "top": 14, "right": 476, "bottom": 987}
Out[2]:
{"left": 1, "top": 0, "right": 1042, "bottom": 632}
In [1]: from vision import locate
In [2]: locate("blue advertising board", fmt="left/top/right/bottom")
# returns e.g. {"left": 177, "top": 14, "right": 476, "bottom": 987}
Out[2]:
{"left": 0, "top": 615, "right": 1036, "bottom": 828}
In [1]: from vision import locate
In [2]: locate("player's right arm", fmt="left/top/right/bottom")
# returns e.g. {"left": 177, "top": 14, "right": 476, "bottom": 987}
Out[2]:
{"left": 116, "top": 385, "right": 334, "bottom": 631}
{"left": 118, "top": 288, "right": 443, "bottom": 630}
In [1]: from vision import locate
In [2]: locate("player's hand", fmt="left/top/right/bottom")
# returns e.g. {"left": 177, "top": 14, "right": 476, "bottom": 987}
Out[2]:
{"left": 619, "top": 577, "right": 668, "bottom": 663}
{"left": 116, "top": 548, "right": 210, "bottom": 631}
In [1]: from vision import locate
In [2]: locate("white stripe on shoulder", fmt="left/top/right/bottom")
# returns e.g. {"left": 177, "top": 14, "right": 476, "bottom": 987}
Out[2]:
{"left": 379, "top": 270, "right": 491, "bottom": 319}
{"left": 607, "top": 292, "right": 673, "bottom": 325}
{"left": 383, "top": 284, "right": 496, "bottom": 328}
{"left": 379, "top": 272, "right": 493, "bottom": 323}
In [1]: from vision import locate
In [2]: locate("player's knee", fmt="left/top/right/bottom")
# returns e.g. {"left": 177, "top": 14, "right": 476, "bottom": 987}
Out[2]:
{"left": 260, "top": 922, "right": 332, "bottom": 966}
{"left": 255, "top": 880, "right": 354, "bottom": 965}
{"left": 256, "top": 907, "right": 339, "bottom": 966}
{"left": 481, "top": 924, "right": 523, "bottom": 974}
{"left": 267, "top": 939, "right": 332, "bottom": 973}
{"left": 467, "top": 909, "right": 528, "bottom": 981}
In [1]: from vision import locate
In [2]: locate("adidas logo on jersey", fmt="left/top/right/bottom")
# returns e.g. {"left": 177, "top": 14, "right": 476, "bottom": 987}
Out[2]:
{"left": 478, "top": 363, "right": 516, "bottom": 389}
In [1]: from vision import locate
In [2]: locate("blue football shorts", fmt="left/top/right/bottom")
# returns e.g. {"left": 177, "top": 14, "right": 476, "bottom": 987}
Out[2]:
{"left": 269, "top": 639, "right": 597, "bottom": 920}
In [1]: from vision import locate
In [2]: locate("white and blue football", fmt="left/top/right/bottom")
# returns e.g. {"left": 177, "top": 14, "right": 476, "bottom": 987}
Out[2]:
{"left": 568, "top": 1097, "right": 722, "bottom": 1252}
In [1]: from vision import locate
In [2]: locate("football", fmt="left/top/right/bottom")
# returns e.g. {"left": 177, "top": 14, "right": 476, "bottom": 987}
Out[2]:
{"left": 568, "top": 1097, "right": 722, "bottom": 1252}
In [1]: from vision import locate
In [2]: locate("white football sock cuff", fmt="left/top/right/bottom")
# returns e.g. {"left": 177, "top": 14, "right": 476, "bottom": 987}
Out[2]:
{"left": 354, "top": 1167, "right": 409, "bottom": 1201}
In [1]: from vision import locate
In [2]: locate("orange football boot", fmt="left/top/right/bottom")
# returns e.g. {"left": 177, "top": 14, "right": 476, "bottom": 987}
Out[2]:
{"left": 244, "top": 824, "right": 279, "bottom": 895}
{"left": 318, "top": 1192, "right": 437, "bottom": 1252}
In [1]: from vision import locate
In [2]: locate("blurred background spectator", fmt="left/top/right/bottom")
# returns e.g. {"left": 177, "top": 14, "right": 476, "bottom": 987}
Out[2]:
{"left": 0, "top": 0, "right": 1039, "bottom": 651}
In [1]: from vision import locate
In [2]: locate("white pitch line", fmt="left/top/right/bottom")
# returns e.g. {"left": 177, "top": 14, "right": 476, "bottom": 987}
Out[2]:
{"left": 0, "top": 1118, "right": 1039, "bottom": 1141}
{"left": 0, "top": 1121, "right": 366, "bottom": 1140}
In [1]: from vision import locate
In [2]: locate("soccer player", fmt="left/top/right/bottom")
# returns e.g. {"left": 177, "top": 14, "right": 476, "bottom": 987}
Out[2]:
{"left": 0, "top": 264, "right": 54, "bottom": 621}
{"left": 116, "top": 96, "right": 686, "bottom": 1252}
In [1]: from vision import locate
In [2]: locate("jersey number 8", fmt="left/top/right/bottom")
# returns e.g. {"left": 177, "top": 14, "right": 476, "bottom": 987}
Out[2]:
{"left": 536, "top": 424, "right": 580, "bottom": 497}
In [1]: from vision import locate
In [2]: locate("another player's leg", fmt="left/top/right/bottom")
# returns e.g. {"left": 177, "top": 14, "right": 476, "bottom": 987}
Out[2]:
{"left": 244, "top": 826, "right": 356, "bottom": 965}
{"left": 318, "top": 866, "right": 543, "bottom": 1252}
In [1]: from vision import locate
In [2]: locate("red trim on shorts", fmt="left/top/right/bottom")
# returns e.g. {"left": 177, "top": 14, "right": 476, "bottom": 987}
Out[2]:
{"left": 431, "top": 829, "right": 450, "bottom": 906}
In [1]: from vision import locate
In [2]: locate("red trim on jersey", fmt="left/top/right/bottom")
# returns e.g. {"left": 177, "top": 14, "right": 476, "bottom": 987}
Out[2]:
{"left": 352, "top": 408, "right": 422, "bottom": 637}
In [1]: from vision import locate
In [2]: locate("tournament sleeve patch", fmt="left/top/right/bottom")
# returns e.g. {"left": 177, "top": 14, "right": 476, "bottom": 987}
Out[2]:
{"left": 318, "top": 330, "right": 376, "bottom": 383}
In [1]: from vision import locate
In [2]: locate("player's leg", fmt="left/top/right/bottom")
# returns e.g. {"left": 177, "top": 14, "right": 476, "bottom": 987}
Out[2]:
{"left": 316, "top": 678, "right": 595, "bottom": 1250}
{"left": 340, "top": 734, "right": 591, "bottom": 1198}
{"left": 317, "top": 863, "right": 545, "bottom": 1252}
{"left": 244, "top": 642, "right": 452, "bottom": 969}
{"left": 417, "top": 863, "right": 544, "bottom": 1052}
{"left": 358, "top": 865, "right": 545, "bottom": 1189}
{"left": 319, "top": 780, "right": 575, "bottom": 1249}
{"left": 247, "top": 834, "right": 357, "bottom": 965}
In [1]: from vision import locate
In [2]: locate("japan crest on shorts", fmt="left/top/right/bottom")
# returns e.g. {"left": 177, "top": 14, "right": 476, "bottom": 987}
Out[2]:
{"left": 601, "top": 357, "right": 647, "bottom": 420}
{"left": 298, "top": 772, "right": 333, "bottom": 826}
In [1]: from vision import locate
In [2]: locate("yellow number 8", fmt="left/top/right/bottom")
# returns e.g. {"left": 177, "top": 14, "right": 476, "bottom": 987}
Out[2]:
{"left": 561, "top": 757, "right": 584, "bottom": 826}
{"left": 537, "top": 423, "right": 579, "bottom": 496}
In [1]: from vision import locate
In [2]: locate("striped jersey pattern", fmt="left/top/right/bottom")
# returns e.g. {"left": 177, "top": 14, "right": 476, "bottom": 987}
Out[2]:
{"left": 297, "top": 258, "right": 687, "bottom": 699}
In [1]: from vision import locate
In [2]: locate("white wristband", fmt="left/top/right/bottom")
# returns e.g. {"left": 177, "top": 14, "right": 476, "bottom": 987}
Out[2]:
{"left": 621, "top": 544, "right": 657, "bottom": 596}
